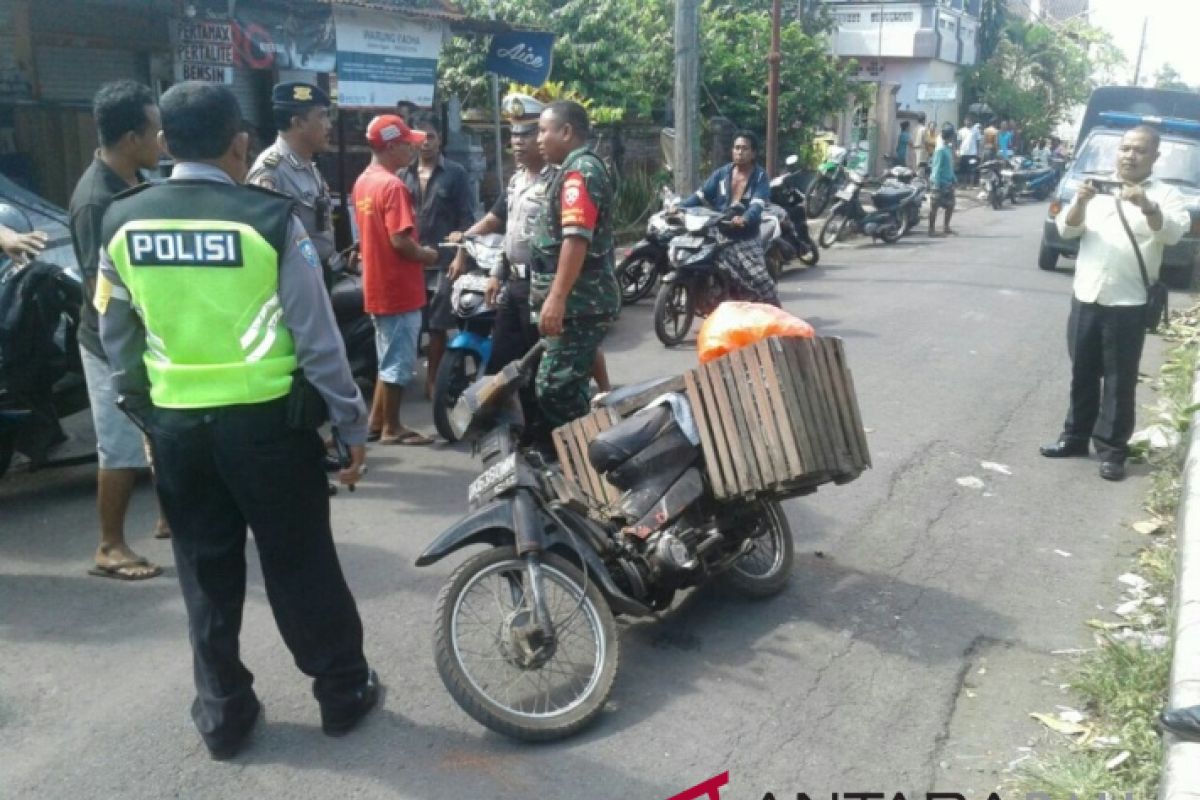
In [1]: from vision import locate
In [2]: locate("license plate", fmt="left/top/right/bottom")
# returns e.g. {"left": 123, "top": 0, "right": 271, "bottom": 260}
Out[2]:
{"left": 468, "top": 453, "right": 518, "bottom": 504}
{"left": 836, "top": 186, "right": 856, "bottom": 201}
{"left": 672, "top": 235, "right": 706, "bottom": 249}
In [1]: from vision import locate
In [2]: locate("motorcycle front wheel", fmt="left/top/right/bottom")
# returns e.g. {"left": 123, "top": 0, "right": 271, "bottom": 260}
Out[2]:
{"left": 654, "top": 280, "right": 695, "bottom": 347}
{"left": 724, "top": 500, "right": 795, "bottom": 599}
{"left": 806, "top": 179, "right": 832, "bottom": 217}
{"left": 433, "top": 547, "right": 619, "bottom": 742}
{"left": 818, "top": 212, "right": 849, "bottom": 248}
{"left": 432, "top": 349, "right": 483, "bottom": 442}
{"left": 617, "top": 254, "right": 658, "bottom": 305}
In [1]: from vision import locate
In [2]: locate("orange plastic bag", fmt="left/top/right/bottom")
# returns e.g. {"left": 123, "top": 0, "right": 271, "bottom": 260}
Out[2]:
{"left": 696, "top": 301, "right": 815, "bottom": 363}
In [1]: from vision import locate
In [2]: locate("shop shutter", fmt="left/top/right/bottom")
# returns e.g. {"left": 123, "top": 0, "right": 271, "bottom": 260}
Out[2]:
{"left": 35, "top": 46, "right": 144, "bottom": 104}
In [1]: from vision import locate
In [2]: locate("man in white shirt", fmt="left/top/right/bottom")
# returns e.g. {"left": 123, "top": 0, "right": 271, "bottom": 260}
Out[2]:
{"left": 1040, "top": 125, "right": 1191, "bottom": 481}
{"left": 958, "top": 119, "right": 980, "bottom": 184}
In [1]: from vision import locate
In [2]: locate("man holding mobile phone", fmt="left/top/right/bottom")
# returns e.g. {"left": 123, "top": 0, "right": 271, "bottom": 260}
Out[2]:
{"left": 1040, "top": 125, "right": 1190, "bottom": 481}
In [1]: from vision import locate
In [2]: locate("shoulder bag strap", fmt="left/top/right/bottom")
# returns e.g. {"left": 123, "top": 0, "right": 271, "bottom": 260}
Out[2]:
{"left": 1114, "top": 196, "right": 1151, "bottom": 293}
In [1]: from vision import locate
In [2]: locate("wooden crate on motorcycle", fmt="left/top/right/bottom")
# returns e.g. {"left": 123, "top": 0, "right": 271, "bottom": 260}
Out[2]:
{"left": 683, "top": 335, "right": 870, "bottom": 500}
{"left": 551, "top": 405, "right": 624, "bottom": 513}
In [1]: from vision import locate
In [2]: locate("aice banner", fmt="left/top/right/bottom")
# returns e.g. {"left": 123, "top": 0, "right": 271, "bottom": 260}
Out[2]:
{"left": 484, "top": 31, "right": 555, "bottom": 87}
{"left": 334, "top": 7, "right": 443, "bottom": 108}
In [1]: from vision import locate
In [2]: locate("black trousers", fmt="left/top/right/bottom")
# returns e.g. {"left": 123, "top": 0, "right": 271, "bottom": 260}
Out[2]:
{"left": 486, "top": 282, "right": 537, "bottom": 375}
{"left": 147, "top": 398, "right": 368, "bottom": 747}
{"left": 1062, "top": 298, "right": 1147, "bottom": 461}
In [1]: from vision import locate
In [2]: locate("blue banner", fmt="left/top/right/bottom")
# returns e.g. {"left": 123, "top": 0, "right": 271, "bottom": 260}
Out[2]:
{"left": 485, "top": 31, "right": 554, "bottom": 87}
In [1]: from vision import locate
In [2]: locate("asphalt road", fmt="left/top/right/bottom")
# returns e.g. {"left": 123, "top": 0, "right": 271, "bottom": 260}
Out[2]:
{"left": 1, "top": 199, "right": 1183, "bottom": 800}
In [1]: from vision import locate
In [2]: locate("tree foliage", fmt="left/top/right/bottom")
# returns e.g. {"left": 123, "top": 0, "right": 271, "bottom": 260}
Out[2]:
{"left": 960, "top": 17, "right": 1125, "bottom": 142}
{"left": 436, "top": 0, "right": 862, "bottom": 154}
{"left": 1154, "top": 64, "right": 1193, "bottom": 92}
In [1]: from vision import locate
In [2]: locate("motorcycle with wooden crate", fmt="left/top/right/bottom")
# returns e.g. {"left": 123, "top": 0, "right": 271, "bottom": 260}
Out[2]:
{"left": 417, "top": 324, "right": 870, "bottom": 741}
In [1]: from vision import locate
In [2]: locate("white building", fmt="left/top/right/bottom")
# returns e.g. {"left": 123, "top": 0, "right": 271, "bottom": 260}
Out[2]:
{"left": 1006, "top": 0, "right": 1089, "bottom": 23}
{"left": 822, "top": 0, "right": 980, "bottom": 171}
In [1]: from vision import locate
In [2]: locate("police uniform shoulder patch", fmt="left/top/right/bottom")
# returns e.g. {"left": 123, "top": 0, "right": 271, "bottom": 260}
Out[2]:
{"left": 262, "top": 150, "right": 283, "bottom": 169}
{"left": 297, "top": 237, "right": 320, "bottom": 269}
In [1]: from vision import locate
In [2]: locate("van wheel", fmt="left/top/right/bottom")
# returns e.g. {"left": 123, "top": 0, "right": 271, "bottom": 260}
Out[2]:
{"left": 1038, "top": 243, "right": 1059, "bottom": 271}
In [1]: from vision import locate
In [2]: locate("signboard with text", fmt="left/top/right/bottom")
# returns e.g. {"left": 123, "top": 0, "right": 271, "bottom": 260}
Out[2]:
{"left": 917, "top": 82, "right": 958, "bottom": 102}
{"left": 485, "top": 31, "right": 555, "bottom": 87}
{"left": 232, "top": 1, "right": 336, "bottom": 72}
{"left": 334, "top": 7, "right": 443, "bottom": 108}
{"left": 173, "top": 19, "right": 234, "bottom": 84}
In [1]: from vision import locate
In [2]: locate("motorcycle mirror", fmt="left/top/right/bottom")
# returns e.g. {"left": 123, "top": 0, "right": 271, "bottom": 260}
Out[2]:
{"left": 785, "top": 154, "right": 799, "bottom": 167}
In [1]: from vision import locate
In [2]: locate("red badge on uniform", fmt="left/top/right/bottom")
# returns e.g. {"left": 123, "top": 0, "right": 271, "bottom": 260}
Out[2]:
{"left": 560, "top": 171, "right": 597, "bottom": 230}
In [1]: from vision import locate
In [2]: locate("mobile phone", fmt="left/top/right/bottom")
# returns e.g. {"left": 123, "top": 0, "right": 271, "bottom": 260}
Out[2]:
{"left": 1089, "top": 179, "right": 1120, "bottom": 195}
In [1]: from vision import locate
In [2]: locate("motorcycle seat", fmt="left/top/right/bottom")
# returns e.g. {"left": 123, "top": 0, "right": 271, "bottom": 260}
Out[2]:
{"left": 871, "top": 186, "right": 915, "bottom": 207}
{"left": 593, "top": 376, "right": 680, "bottom": 411}
{"left": 587, "top": 405, "right": 673, "bottom": 474}
{"left": 329, "top": 274, "right": 364, "bottom": 326}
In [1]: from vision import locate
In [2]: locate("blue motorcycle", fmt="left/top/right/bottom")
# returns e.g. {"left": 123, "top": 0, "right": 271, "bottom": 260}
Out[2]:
{"left": 1008, "top": 156, "right": 1059, "bottom": 201}
{"left": 433, "top": 234, "right": 503, "bottom": 442}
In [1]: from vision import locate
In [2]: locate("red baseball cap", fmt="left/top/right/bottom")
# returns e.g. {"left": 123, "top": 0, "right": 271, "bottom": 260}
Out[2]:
{"left": 366, "top": 114, "right": 426, "bottom": 148}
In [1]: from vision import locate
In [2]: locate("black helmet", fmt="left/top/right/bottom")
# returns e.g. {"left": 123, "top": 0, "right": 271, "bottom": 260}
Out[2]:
{"left": 0, "top": 202, "right": 32, "bottom": 234}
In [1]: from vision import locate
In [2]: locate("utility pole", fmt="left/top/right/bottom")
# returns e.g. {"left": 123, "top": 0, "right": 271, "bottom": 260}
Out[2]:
{"left": 1131, "top": 16, "right": 1148, "bottom": 87}
{"left": 674, "top": 0, "right": 700, "bottom": 196}
{"left": 766, "top": 0, "right": 782, "bottom": 176}
{"left": 487, "top": 0, "right": 504, "bottom": 188}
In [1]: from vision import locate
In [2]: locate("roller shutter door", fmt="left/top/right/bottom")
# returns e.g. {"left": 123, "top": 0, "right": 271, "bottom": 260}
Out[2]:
{"left": 35, "top": 46, "right": 144, "bottom": 104}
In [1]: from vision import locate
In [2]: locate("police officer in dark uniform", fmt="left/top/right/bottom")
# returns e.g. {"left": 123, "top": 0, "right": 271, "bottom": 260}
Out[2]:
{"left": 247, "top": 81, "right": 342, "bottom": 286}
{"left": 96, "top": 82, "right": 379, "bottom": 760}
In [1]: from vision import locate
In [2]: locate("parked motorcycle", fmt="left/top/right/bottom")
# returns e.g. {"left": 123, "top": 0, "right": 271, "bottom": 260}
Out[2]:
{"left": 328, "top": 264, "right": 378, "bottom": 403}
{"left": 806, "top": 144, "right": 849, "bottom": 217}
{"left": 979, "top": 158, "right": 1010, "bottom": 210}
{"left": 616, "top": 188, "right": 685, "bottom": 305}
{"left": 432, "top": 234, "right": 503, "bottom": 442}
{"left": 653, "top": 205, "right": 783, "bottom": 347}
{"left": 417, "top": 343, "right": 793, "bottom": 741}
{"left": 768, "top": 155, "right": 820, "bottom": 272}
{"left": 1007, "top": 155, "right": 1059, "bottom": 201}
{"left": 818, "top": 168, "right": 926, "bottom": 247}
{"left": 0, "top": 254, "right": 90, "bottom": 479}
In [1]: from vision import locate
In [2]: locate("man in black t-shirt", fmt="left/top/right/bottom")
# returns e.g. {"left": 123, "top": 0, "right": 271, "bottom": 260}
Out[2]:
{"left": 69, "top": 81, "right": 167, "bottom": 581}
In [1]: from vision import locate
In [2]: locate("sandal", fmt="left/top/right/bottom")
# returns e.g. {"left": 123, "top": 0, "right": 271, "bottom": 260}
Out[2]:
{"left": 378, "top": 429, "right": 434, "bottom": 446}
{"left": 88, "top": 558, "right": 162, "bottom": 581}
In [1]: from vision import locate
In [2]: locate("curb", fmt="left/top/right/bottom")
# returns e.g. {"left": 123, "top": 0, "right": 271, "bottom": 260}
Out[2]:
{"left": 1160, "top": 367, "right": 1200, "bottom": 800}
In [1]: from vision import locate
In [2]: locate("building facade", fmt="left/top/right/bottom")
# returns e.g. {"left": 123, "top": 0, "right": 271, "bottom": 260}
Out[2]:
{"left": 822, "top": 0, "right": 980, "bottom": 172}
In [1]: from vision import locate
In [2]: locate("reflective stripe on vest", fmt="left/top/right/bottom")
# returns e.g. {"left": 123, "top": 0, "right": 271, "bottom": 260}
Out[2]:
{"left": 107, "top": 219, "right": 297, "bottom": 409}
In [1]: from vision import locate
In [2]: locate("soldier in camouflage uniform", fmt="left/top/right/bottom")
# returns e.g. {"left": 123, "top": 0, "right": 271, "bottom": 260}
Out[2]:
{"left": 247, "top": 82, "right": 342, "bottom": 286}
{"left": 531, "top": 101, "right": 620, "bottom": 430}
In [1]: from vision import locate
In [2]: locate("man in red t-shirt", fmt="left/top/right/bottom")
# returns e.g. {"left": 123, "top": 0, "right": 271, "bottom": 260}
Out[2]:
{"left": 353, "top": 114, "right": 439, "bottom": 444}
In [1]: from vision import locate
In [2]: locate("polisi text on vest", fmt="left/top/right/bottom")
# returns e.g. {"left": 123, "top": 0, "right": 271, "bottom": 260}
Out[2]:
{"left": 127, "top": 230, "right": 243, "bottom": 267}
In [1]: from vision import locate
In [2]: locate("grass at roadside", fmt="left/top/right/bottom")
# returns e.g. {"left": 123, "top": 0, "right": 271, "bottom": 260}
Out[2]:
{"left": 1012, "top": 310, "right": 1200, "bottom": 799}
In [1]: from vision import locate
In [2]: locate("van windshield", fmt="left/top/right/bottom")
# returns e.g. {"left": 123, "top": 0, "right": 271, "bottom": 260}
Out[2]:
{"left": 1076, "top": 131, "right": 1200, "bottom": 187}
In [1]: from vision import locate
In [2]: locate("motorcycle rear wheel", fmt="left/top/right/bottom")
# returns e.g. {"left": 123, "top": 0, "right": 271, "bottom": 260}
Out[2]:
{"left": 617, "top": 255, "right": 658, "bottom": 305}
{"left": 654, "top": 281, "right": 694, "bottom": 347}
{"left": 818, "top": 212, "right": 848, "bottom": 248}
{"left": 724, "top": 500, "right": 794, "bottom": 598}
{"left": 765, "top": 243, "right": 786, "bottom": 280}
{"left": 432, "top": 349, "right": 483, "bottom": 442}
{"left": 433, "top": 547, "right": 619, "bottom": 741}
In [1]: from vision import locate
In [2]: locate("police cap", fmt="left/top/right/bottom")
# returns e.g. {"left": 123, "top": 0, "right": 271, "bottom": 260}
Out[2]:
{"left": 502, "top": 93, "right": 544, "bottom": 134}
{"left": 271, "top": 81, "right": 330, "bottom": 109}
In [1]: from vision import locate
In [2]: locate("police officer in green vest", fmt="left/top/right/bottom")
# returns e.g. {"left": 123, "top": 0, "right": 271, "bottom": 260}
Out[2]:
{"left": 96, "top": 82, "right": 379, "bottom": 760}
